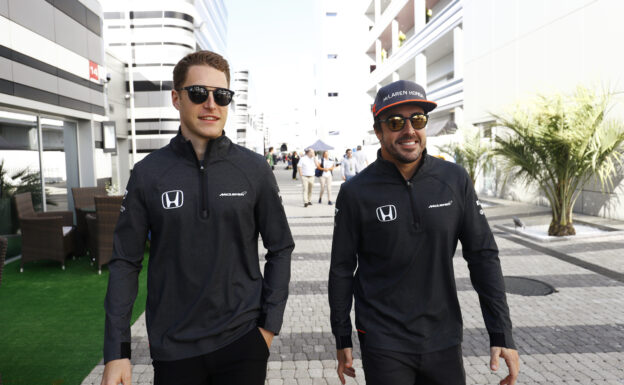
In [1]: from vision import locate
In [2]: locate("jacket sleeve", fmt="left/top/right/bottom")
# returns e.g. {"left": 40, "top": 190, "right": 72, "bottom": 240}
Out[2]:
{"left": 458, "top": 173, "right": 516, "bottom": 350}
{"left": 103, "top": 167, "right": 150, "bottom": 363}
{"left": 328, "top": 186, "right": 359, "bottom": 349}
{"left": 254, "top": 165, "right": 294, "bottom": 335}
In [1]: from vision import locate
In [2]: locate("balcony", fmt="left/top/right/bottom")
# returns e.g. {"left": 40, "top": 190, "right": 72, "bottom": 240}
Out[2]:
{"left": 427, "top": 77, "right": 463, "bottom": 113}
{"left": 367, "top": 0, "right": 462, "bottom": 90}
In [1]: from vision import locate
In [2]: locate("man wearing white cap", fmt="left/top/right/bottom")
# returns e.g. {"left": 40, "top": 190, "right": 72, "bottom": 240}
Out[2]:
{"left": 329, "top": 80, "right": 519, "bottom": 385}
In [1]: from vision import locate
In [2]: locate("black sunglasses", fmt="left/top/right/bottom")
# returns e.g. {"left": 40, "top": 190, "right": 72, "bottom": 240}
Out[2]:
{"left": 378, "top": 113, "right": 428, "bottom": 131}
{"left": 177, "top": 85, "right": 235, "bottom": 106}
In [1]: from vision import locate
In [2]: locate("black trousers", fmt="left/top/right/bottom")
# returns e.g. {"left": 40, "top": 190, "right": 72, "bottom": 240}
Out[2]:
{"left": 153, "top": 327, "right": 269, "bottom": 385}
{"left": 360, "top": 343, "right": 466, "bottom": 385}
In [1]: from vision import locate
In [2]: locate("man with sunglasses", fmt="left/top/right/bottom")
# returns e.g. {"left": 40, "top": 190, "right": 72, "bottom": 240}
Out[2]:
{"left": 101, "top": 51, "right": 294, "bottom": 385}
{"left": 329, "top": 80, "right": 519, "bottom": 385}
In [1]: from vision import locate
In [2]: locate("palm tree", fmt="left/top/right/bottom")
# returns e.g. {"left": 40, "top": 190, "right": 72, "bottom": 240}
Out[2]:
{"left": 436, "top": 125, "right": 492, "bottom": 186}
{"left": 492, "top": 86, "right": 624, "bottom": 236}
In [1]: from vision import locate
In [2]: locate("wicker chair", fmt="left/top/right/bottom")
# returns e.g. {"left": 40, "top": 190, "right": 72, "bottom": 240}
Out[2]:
{"left": 71, "top": 186, "right": 107, "bottom": 255}
{"left": 0, "top": 236, "right": 7, "bottom": 286}
{"left": 86, "top": 195, "right": 123, "bottom": 274}
{"left": 14, "top": 192, "right": 75, "bottom": 271}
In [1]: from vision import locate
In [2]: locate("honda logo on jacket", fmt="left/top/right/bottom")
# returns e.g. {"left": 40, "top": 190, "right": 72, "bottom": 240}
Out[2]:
{"left": 376, "top": 205, "right": 397, "bottom": 222}
{"left": 162, "top": 190, "right": 184, "bottom": 209}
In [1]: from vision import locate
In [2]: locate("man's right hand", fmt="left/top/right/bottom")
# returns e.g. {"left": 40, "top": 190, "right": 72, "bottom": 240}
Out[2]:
{"left": 101, "top": 358, "right": 132, "bottom": 385}
{"left": 336, "top": 348, "right": 355, "bottom": 384}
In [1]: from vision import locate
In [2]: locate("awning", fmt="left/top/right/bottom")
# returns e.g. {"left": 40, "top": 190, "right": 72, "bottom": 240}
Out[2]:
{"left": 306, "top": 139, "right": 334, "bottom": 151}
{"left": 427, "top": 120, "right": 457, "bottom": 136}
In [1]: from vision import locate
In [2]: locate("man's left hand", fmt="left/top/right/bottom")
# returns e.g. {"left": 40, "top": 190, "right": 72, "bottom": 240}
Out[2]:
{"left": 258, "top": 327, "right": 274, "bottom": 348}
{"left": 490, "top": 346, "right": 519, "bottom": 385}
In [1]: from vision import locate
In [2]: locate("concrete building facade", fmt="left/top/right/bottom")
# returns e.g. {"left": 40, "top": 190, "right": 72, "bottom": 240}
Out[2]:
{"left": 0, "top": 0, "right": 108, "bottom": 214}
{"left": 230, "top": 69, "right": 262, "bottom": 154}
{"left": 364, "top": 0, "right": 463, "bottom": 144}
{"left": 316, "top": 0, "right": 370, "bottom": 153}
{"left": 102, "top": 0, "right": 228, "bottom": 163}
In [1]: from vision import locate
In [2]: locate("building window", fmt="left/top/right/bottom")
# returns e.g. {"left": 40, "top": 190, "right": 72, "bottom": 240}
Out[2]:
{"left": 327, "top": 54, "right": 338, "bottom": 59}
{"left": 326, "top": 12, "right": 337, "bottom": 16}
{"left": 476, "top": 120, "right": 496, "bottom": 139}
{"left": 328, "top": 92, "right": 339, "bottom": 97}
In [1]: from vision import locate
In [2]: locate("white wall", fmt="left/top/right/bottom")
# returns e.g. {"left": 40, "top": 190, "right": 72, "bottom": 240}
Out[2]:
{"left": 318, "top": 0, "right": 372, "bottom": 151}
{"left": 427, "top": 52, "right": 453, "bottom": 88}
{"left": 464, "top": 0, "right": 624, "bottom": 124}
{"left": 463, "top": 0, "right": 624, "bottom": 219}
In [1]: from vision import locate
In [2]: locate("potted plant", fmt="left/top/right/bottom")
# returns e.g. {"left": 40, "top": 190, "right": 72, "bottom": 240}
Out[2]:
{"left": 436, "top": 125, "right": 493, "bottom": 187}
{"left": 492, "top": 86, "right": 624, "bottom": 236}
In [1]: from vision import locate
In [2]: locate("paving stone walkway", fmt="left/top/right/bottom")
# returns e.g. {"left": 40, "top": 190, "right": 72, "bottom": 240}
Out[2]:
{"left": 82, "top": 166, "right": 624, "bottom": 385}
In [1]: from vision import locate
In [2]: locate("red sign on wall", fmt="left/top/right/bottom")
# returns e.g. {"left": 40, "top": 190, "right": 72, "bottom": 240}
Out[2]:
{"left": 89, "top": 61, "right": 99, "bottom": 81}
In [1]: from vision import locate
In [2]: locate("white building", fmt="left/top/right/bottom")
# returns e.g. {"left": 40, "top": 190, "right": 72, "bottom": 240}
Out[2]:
{"left": 247, "top": 111, "right": 265, "bottom": 155}
{"left": 463, "top": 0, "right": 624, "bottom": 220}
{"left": 1, "top": 0, "right": 108, "bottom": 214}
{"left": 195, "top": 0, "right": 227, "bottom": 55}
{"left": 102, "top": 0, "right": 228, "bottom": 163}
{"left": 231, "top": 70, "right": 250, "bottom": 147}
{"left": 364, "top": 0, "right": 462, "bottom": 145}
{"left": 229, "top": 69, "right": 263, "bottom": 154}
{"left": 364, "top": 0, "right": 624, "bottom": 220}
{"left": 316, "top": 0, "right": 371, "bottom": 153}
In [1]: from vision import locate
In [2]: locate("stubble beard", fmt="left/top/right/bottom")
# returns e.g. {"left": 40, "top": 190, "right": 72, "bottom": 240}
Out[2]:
{"left": 380, "top": 131, "right": 424, "bottom": 164}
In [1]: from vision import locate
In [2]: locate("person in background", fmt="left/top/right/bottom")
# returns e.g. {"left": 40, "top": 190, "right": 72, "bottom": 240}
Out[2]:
{"left": 291, "top": 151, "right": 300, "bottom": 180}
{"left": 353, "top": 145, "right": 368, "bottom": 174}
{"left": 266, "top": 147, "right": 275, "bottom": 170}
{"left": 341, "top": 149, "right": 356, "bottom": 182}
{"left": 298, "top": 148, "right": 317, "bottom": 207}
{"left": 317, "top": 150, "right": 336, "bottom": 205}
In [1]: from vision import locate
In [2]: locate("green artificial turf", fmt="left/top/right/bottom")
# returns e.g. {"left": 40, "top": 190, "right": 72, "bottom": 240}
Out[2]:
{"left": 0, "top": 253, "right": 149, "bottom": 385}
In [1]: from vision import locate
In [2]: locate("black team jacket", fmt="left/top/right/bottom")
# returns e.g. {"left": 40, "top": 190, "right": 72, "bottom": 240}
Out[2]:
{"left": 329, "top": 150, "right": 515, "bottom": 353}
{"left": 103, "top": 131, "right": 294, "bottom": 363}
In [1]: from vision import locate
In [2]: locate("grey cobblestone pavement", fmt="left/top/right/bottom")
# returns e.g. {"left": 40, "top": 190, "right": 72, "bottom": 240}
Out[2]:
{"left": 82, "top": 167, "right": 624, "bottom": 385}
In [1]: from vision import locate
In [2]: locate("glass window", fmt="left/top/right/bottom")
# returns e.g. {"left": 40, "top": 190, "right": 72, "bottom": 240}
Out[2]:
{"left": 1, "top": 112, "right": 44, "bottom": 233}
{"left": 0, "top": 111, "right": 80, "bottom": 218}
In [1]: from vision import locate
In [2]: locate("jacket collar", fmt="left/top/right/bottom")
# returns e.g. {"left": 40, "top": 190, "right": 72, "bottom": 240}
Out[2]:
{"left": 169, "top": 127, "right": 232, "bottom": 165}
{"left": 374, "top": 147, "right": 429, "bottom": 181}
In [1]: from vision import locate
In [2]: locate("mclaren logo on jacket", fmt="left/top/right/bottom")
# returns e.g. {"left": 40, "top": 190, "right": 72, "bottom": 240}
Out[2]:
{"left": 376, "top": 204, "right": 397, "bottom": 222}
{"left": 162, "top": 190, "right": 184, "bottom": 209}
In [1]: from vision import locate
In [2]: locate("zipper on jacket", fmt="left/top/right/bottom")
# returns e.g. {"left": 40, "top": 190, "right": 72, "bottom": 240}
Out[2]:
{"left": 199, "top": 162, "right": 208, "bottom": 218}
{"left": 405, "top": 180, "right": 419, "bottom": 230}
{"left": 186, "top": 140, "right": 211, "bottom": 219}
{"left": 199, "top": 140, "right": 217, "bottom": 219}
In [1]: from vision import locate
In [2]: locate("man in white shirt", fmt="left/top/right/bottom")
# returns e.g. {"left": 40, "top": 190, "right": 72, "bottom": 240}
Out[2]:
{"left": 354, "top": 145, "right": 368, "bottom": 174}
{"left": 298, "top": 148, "right": 318, "bottom": 207}
{"left": 341, "top": 149, "right": 357, "bottom": 182}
